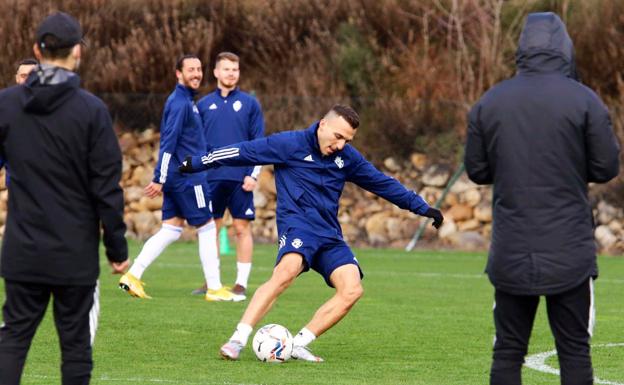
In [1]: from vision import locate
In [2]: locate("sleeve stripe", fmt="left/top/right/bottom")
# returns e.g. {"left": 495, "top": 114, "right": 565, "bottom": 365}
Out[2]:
{"left": 159, "top": 152, "right": 172, "bottom": 184}
{"left": 251, "top": 165, "right": 262, "bottom": 179}
{"left": 202, "top": 148, "right": 240, "bottom": 164}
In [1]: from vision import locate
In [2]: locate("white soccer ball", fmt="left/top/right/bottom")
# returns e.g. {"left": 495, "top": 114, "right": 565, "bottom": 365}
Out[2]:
{"left": 251, "top": 324, "right": 294, "bottom": 363}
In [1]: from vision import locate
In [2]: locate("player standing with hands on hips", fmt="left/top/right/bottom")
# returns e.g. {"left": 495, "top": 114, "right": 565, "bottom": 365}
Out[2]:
{"left": 0, "top": 12, "right": 128, "bottom": 384}
{"left": 192, "top": 52, "right": 265, "bottom": 300}
{"left": 180, "top": 105, "right": 444, "bottom": 362}
{"left": 465, "top": 12, "right": 620, "bottom": 385}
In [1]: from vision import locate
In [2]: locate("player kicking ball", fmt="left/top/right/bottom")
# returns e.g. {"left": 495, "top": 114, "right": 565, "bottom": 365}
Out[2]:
{"left": 180, "top": 105, "right": 443, "bottom": 361}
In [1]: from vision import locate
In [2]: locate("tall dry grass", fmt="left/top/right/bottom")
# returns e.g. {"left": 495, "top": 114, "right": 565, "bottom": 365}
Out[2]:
{"left": 0, "top": 0, "right": 621, "bottom": 173}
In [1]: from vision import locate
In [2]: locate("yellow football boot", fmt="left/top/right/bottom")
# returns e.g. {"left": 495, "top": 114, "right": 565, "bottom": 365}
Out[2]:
{"left": 119, "top": 272, "right": 151, "bottom": 299}
{"left": 205, "top": 286, "right": 237, "bottom": 302}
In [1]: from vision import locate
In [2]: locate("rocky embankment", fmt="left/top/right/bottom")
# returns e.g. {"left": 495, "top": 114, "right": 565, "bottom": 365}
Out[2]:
{"left": 0, "top": 129, "right": 621, "bottom": 254}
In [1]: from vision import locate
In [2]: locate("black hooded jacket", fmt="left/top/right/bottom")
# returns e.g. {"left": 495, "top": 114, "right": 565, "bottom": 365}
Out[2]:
{"left": 0, "top": 66, "right": 127, "bottom": 285}
{"left": 464, "top": 13, "right": 620, "bottom": 295}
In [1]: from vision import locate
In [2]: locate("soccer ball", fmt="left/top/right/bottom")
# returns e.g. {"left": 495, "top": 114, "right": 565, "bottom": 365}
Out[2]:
{"left": 252, "top": 324, "right": 293, "bottom": 363}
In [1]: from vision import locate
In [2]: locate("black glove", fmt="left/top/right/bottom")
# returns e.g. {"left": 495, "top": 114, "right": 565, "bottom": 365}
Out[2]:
{"left": 178, "top": 156, "right": 194, "bottom": 173}
{"left": 423, "top": 208, "right": 444, "bottom": 229}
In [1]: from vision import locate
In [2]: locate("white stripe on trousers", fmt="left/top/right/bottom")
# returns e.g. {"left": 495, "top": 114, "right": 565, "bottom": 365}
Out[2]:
{"left": 89, "top": 281, "right": 100, "bottom": 346}
{"left": 588, "top": 278, "right": 595, "bottom": 337}
{"left": 194, "top": 185, "right": 206, "bottom": 208}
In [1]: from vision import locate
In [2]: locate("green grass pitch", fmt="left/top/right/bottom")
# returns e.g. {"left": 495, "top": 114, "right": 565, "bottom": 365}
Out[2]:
{"left": 4, "top": 241, "right": 624, "bottom": 385}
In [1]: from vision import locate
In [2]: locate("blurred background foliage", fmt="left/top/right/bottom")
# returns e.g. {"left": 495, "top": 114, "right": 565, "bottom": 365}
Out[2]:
{"left": 0, "top": 0, "right": 621, "bottom": 187}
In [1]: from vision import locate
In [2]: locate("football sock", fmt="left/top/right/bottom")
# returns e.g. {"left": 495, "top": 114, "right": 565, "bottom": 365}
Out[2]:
{"left": 235, "top": 262, "right": 252, "bottom": 288}
{"left": 129, "top": 224, "right": 182, "bottom": 278}
{"left": 293, "top": 327, "right": 316, "bottom": 347}
{"left": 198, "top": 221, "right": 222, "bottom": 291}
{"left": 231, "top": 323, "right": 253, "bottom": 346}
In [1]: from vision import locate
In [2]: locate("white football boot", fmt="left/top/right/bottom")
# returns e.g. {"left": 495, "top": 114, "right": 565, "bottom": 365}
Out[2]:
{"left": 220, "top": 340, "right": 244, "bottom": 360}
{"left": 292, "top": 345, "right": 324, "bottom": 362}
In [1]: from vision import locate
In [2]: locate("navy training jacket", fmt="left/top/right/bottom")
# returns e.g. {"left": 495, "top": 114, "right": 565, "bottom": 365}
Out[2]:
{"left": 198, "top": 88, "right": 264, "bottom": 182}
{"left": 154, "top": 84, "right": 207, "bottom": 191}
{"left": 193, "top": 122, "right": 430, "bottom": 239}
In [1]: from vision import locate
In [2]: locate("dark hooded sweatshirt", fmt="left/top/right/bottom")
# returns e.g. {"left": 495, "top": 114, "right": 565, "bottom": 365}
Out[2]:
{"left": 0, "top": 65, "right": 127, "bottom": 285}
{"left": 464, "top": 13, "right": 620, "bottom": 295}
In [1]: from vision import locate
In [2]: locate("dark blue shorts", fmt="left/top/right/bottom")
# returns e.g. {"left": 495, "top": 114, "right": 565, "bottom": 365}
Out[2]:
{"left": 162, "top": 183, "right": 213, "bottom": 226}
{"left": 276, "top": 228, "right": 363, "bottom": 288}
{"left": 210, "top": 180, "right": 255, "bottom": 220}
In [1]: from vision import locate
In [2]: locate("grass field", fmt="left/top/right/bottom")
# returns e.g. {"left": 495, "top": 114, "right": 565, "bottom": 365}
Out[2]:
{"left": 4, "top": 241, "right": 624, "bottom": 385}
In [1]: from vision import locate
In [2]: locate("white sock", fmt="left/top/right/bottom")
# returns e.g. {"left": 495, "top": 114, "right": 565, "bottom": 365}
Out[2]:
{"left": 293, "top": 327, "right": 316, "bottom": 347}
{"left": 198, "top": 221, "right": 222, "bottom": 291}
{"left": 129, "top": 224, "right": 182, "bottom": 278}
{"left": 235, "top": 262, "right": 252, "bottom": 288}
{"left": 230, "top": 323, "right": 253, "bottom": 346}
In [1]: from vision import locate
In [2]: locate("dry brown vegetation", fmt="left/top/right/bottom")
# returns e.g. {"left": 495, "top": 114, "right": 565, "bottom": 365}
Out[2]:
{"left": 0, "top": 0, "right": 621, "bottom": 185}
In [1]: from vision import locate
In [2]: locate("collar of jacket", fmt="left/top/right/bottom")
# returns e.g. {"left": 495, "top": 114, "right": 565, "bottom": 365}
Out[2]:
{"left": 304, "top": 121, "right": 323, "bottom": 156}
{"left": 32, "top": 63, "right": 78, "bottom": 86}
{"left": 175, "top": 83, "right": 197, "bottom": 100}
{"left": 214, "top": 87, "right": 239, "bottom": 99}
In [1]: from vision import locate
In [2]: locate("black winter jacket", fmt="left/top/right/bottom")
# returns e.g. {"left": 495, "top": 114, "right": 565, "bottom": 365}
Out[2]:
{"left": 0, "top": 66, "right": 127, "bottom": 285}
{"left": 464, "top": 13, "right": 620, "bottom": 295}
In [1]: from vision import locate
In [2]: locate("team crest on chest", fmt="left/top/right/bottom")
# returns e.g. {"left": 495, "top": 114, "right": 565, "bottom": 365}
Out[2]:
{"left": 334, "top": 156, "right": 344, "bottom": 169}
{"left": 233, "top": 100, "right": 242, "bottom": 112}
{"left": 291, "top": 238, "right": 303, "bottom": 249}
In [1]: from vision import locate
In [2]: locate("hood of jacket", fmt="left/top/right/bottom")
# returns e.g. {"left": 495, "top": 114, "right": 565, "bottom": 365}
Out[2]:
{"left": 516, "top": 12, "right": 577, "bottom": 79}
{"left": 23, "top": 64, "right": 81, "bottom": 114}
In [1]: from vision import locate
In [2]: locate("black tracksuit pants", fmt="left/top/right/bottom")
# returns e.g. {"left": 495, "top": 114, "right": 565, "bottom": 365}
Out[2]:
{"left": 0, "top": 280, "right": 97, "bottom": 385}
{"left": 490, "top": 279, "right": 594, "bottom": 385}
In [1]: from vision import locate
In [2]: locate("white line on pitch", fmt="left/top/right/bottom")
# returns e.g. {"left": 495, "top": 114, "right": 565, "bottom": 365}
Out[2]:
{"left": 524, "top": 343, "right": 624, "bottom": 385}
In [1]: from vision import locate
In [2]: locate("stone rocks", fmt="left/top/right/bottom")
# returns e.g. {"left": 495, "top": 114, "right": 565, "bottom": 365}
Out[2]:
{"left": 473, "top": 203, "right": 492, "bottom": 222}
{"left": 421, "top": 164, "right": 451, "bottom": 187}
{"left": 595, "top": 225, "right": 617, "bottom": 249}
{"left": 2, "top": 129, "right": 620, "bottom": 254}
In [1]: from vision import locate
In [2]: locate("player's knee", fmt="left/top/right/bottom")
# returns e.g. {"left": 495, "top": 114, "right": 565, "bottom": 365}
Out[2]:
{"left": 232, "top": 221, "right": 251, "bottom": 236}
{"left": 269, "top": 270, "right": 297, "bottom": 292}
{"left": 341, "top": 284, "right": 363, "bottom": 305}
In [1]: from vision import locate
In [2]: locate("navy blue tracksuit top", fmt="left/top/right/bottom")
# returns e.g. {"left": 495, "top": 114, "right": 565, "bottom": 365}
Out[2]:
{"left": 192, "top": 122, "right": 430, "bottom": 239}
{"left": 198, "top": 88, "right": 264, "bottom": 182}
{"left": 154, "top": 84, "right": 206, "bottom": 192}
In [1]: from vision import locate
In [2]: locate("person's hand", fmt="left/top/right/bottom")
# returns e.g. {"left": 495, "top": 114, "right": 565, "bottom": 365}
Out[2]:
{"left": 423, "top": 207, "right": 444, "bottom": 229}
{"left": 144, "top": 182, "right": 162, "bottom": 198}
{"left": 242, "top": 176, "right": 257, "bottom": 192}
{"left": 109, "top": 260, "right": 129, "bottom": 274}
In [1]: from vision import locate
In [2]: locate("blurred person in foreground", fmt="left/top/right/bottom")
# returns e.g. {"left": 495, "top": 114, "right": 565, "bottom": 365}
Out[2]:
{"left": 0, "top": 12, "right": 128, "bottom": 385}
{"left": 0, "top": 58, "right": 39, "bottom": 183}
{"left": 465, "top": 12, "right": 620, "bottom": 385}
{"left": 14, "top": 58, "right": 38, "bottom": 85}
{"left": 180, "top": 104, "right": 444, "bottom": 362}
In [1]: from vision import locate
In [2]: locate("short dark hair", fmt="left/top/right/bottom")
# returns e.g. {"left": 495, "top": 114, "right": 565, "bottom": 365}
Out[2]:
{"left": 175, "top": 54, "right": 200, "bottom": 71}
{"left": 327, "top": 104, "right": 360, "bottom": 129}
{"left": 17, "top": 58, "right": 38, "bottom": 68}
{"left": 39, "top": 35, "right": 73, "bottom": 59}
{"left": 215, "top": 51, "right": 240, "bottom": 66}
